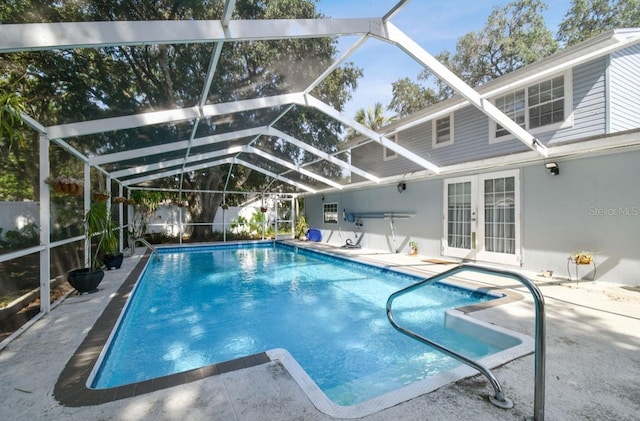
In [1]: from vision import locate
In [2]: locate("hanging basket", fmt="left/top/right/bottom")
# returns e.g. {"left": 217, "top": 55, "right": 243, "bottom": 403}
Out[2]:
{"left": 92, "top": 192, "right": 111, "bottom": 202}
{"left": 260, "top": 206, "right": 268, "bottom": 213}
{"left": 113, "top": 196, "right": 127, "bottom": 204}
{"left": 45, "top": 176, "right": 83, "bottom": 196}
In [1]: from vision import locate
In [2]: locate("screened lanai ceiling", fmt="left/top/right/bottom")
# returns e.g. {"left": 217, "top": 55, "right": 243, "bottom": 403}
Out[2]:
{"left": 3, "top": 0, "right": 553, "bottom": 195}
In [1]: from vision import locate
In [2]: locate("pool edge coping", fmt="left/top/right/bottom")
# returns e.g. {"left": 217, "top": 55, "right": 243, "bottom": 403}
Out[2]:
{"left": 53, "top": 251, "right": 272, "bottom": 407}
{"left": 53, "top": 242, "right": 528, "bottom": 410}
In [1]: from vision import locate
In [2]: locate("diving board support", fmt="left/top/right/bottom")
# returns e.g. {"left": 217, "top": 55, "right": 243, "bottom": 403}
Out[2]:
{"left": 387, "top": 264, "right": 546, "bottom": 420}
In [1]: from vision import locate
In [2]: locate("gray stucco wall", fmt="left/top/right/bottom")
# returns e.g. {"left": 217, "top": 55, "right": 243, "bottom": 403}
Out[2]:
{"left": 522, "top": 149, "right": 640, "bottom": 285}
{"left": 306, "top": 148, "right": 640, "bottom": 286}
{"left": 306, "top": 179, "right": 443, "bottom": 256}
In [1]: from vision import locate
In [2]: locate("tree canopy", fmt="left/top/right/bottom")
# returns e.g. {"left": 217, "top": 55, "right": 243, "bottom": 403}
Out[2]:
{"left": 556, "top": 0, "right": 640, "bottom": 47}
{"left": 388, "top": 0, "right": 557, "bottom": 118}
{"left": 0, "top": 0, "right": 363, "bottom": 240}
{"left": 388, "top": 0, "right": 639, "bottom": 119}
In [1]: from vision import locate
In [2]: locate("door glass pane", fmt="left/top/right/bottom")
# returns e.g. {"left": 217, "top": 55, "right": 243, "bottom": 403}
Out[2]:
{"left": 484, "top": 176, "right": 515, "bottom": 254}
{"left": 447, "top": 181, "right": 472, "bottom": 249}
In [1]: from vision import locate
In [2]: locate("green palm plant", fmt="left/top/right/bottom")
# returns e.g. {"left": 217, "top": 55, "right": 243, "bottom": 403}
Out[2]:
{"left": 85, "top": 201, "right": 118, "bottom": 269}
{"left": 0, "top": 89, "right": 27, "bottom": 151}
{"left": 346, "top": 102, "right": 396, "bottom": 139}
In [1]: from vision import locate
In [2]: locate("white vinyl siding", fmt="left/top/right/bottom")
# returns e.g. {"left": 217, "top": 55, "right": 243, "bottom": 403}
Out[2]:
{"left": 609, "top": 45, "right": 640, "bottom": 132}
{"left": 350, "top": 57, "right": 611, "bottom": 175}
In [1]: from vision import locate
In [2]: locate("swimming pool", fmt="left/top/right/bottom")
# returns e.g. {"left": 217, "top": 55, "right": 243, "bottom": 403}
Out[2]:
{"left": 90, "top": 242, "right": 531, "bottom": 415}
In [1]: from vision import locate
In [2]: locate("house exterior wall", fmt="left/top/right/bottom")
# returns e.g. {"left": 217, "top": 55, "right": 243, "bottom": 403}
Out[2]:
{"left": 306, "top": 180, "right": 443, "bottom": 256}
{"left": 351, "top": 57, "right": 612, "bottom": 176}
{"left": 322, "top": 45, "right": 640, "bottom": 286}
{"left": 307, "top": 147, "right": 640, "bottom": 286}
{"left": 551, "top": 57, "right": 607, "bottom": 143}
{"left": 609, "top": 45, "right": 640, "bottom": 132}
{"left": 521, "top": 148, "right": 640, "bottom": 285}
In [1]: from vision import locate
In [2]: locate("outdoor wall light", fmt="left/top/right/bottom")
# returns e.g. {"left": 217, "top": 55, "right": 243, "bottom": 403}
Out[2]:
{"left": 397, "top": 182, "right": 406, "bottom": 193}
{"left": 545, "top": 161, "right": 560, "bottom": 176}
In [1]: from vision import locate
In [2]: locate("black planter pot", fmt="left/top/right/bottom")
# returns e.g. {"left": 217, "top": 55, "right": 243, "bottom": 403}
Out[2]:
{"left": 67, "top": 268, "right": 105, "bottom": 294}
{"left": 100, "top": 253, "right": 124, "bottom": 270}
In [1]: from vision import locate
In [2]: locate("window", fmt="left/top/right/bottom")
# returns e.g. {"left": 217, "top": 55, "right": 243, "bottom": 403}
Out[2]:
{"left": 491, "top": 72, "right": 572, "bottom": 142}
{"left": 432, "top": 114, "right": 454, "bottom": 148}
{"left": 383, "top": 134, "right": 398, "bottom": 161}
{"left": 323, "top": 202, "right": 338, "bottom": 224}
{"left": 495, "top": 90, "right": 526, "bottom": 138}
{"left": 528, "top": 76, "right": 565, "bottom": 129}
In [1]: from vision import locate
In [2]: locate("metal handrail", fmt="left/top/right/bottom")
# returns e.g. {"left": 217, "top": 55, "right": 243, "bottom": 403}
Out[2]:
{"left": 386, "top": 264, "right": 546, "bottom": 421}
{"left": 133, "top": 237, "right": 160, "bottom": 261}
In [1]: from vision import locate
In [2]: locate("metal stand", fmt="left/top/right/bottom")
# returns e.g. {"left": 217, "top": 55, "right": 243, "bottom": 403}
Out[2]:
{"left": 566, "top": 257, "right": 596, "bottom": 283}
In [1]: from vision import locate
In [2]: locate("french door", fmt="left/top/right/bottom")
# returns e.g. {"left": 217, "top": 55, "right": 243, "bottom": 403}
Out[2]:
{"left": 443, "top": 170, "right": 521, "bottom": 265}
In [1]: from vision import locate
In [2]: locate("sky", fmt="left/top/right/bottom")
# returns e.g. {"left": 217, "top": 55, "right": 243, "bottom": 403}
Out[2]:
{"left": 315, "top": 0, "right": 574, "bottom": 119}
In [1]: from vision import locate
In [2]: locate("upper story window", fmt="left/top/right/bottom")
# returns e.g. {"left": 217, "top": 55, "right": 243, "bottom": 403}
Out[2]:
{"left": 383, "top": 134, "right": 398, "bottom": 161}
{"left": 432, "top": 114, "right": 454, "bottom": 148}
{"left": 323, "top": 202, "right": 338, "bottom": 224}
{"left": 495, "top": 90, "right": 526, "bottom": 138}
{"left": 491, "top": 71, "right": 572, "bottom": 142}
{"left": 528, "top": 75, "right": 565, "bottom": 129}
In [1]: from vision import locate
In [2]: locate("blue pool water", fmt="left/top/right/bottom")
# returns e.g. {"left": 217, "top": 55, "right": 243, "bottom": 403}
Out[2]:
{"left": 92, "top": 243, "right": 503, "bottom": 405}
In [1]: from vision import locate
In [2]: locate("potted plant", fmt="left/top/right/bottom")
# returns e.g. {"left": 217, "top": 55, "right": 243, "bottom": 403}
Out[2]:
{"left": 409, "top": 241, "right": 418, "bottom": 256}
{"left": 572, "top": 251, "right": 593, "bottom": 265}
{"left": 295, "top": 215, "right": 309, "bottom": 240}
{"left": 67, "top": 202, "right": 110, "bottom": 293}
{"left": 67, "top": 201, "right": 124, "bottom": 292}
{"left": 98, "top": 207, "right": 124, "bottom": 270}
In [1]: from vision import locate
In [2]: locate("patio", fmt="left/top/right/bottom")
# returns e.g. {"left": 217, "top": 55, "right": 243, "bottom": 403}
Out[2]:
{"left": 0, "top": 243, "right": 638, "bottom": 420}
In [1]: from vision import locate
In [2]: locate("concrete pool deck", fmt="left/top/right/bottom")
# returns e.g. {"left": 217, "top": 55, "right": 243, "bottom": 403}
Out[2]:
{"left": 0, "top": 242, "right": 639, "bottom": 420}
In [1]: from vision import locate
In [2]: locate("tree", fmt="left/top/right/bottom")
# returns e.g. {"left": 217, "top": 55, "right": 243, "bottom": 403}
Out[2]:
{"left": 389, "top": 0, "right": 557, "bottom": 115}
{"left": 556, "top": 0, "right": 640, "bottom": 47}
{"left": 347, "top": 102, "right": 394, "bottom": 139}
{"left": 0, "top": 89, "right": 26, "bottom": 151}
{"left": 387, "top": 77, "right": 441, "bottom": 118}
{"left": 0, "top": 77, "right": 38, "bottom": 201}
{"left": 438, "top": 0, "right": 557, "bottom": 87}
{"left": 0, "top": 0, "right": 362, "bottom": 240}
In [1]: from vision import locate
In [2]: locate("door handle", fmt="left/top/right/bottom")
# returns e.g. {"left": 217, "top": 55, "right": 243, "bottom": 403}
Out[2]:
{"left": 471, "top": 232, "right": 477, "bottom": 249}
